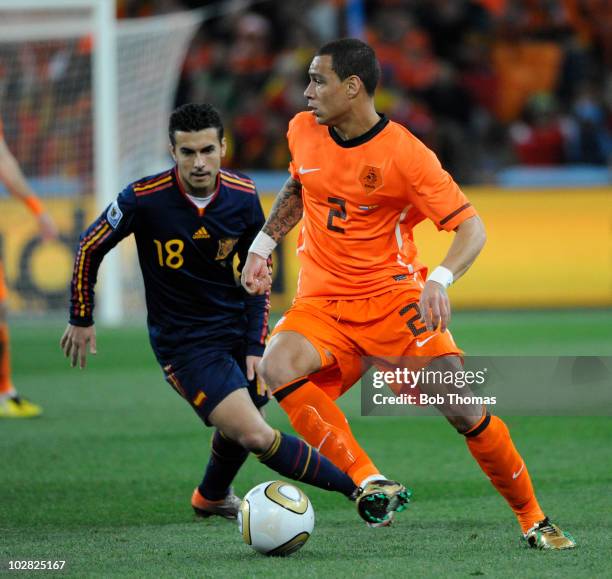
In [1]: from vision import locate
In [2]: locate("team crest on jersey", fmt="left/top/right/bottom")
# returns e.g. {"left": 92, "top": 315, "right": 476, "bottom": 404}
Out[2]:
{"left": 359, "top": 165, "right": 383, "bottom": 194}
{"left": 106, "top": 200, "right": 123, "bottom": 229}
{"left": 215, "top": 237, "right": 238, "bottom": 260}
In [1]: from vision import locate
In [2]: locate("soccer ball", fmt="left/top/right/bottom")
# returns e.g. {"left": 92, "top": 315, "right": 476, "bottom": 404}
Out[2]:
{"left": 238, "top": 481, "right": 315, "bottom": 556}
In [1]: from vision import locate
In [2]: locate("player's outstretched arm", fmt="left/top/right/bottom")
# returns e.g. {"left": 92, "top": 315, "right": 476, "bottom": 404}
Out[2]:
{"left": 420, "top": 215, "right": 486, "bottom": 332}
{"left": 261, "top": 177, "right": 303, "bottom": 243}
{"left": 242, "top": 177, "right": 303, "bottom": 295}
{"left": 60, "top": 324, "right": 97, "bottom": 369}
{"left": 0, "top": 136, "right": 58, "bottom": 241}
{"left": 439, "top": 215, "right": 487, "bottom": 282}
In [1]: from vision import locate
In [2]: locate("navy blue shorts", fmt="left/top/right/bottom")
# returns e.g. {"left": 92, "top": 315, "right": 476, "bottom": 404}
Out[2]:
{"left": 161, "top": 342, "right": 268, "bottom": 426}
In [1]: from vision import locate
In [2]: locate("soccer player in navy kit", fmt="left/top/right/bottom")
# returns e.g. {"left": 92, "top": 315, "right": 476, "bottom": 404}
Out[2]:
{"left": 60, "top": 104, "right": 360, "bottom": 519}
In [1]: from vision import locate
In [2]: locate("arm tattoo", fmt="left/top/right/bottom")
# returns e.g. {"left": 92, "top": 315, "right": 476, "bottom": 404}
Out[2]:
{"left": 262, "top": 177, "right": 303, "bottom": 242}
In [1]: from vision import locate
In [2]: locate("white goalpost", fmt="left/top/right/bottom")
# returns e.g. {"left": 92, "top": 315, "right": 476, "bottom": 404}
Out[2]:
{"left": 0, "top": 0, "right": 203, "bottom": 325}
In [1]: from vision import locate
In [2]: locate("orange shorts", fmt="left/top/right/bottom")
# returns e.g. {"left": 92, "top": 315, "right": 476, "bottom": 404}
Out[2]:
{"left": 0, "top": 261, "right": 6, "bottom": 302}
{"left": 271, "top": 283, "right": 462, "bottom": 401}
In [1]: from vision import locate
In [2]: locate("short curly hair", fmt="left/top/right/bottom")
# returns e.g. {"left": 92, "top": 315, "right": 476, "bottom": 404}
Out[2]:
{"left": 169, "top": 103, "right": 224, "bottom": 146}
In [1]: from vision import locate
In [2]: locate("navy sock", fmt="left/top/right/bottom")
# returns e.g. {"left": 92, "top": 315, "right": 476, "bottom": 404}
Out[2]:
{"left": 198, "top": 429, "right": 249, "bottom": 500}
{"left": 257, "top": 430, "right": 356, "bottom": 498}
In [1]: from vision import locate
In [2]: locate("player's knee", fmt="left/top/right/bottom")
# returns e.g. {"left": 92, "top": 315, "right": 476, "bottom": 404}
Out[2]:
{"left": 235, "top": 425, "right": 275, "bottom": 454}
{"left": 257, "top": 355, "right": 298, "bottom": 391}
{"left": 258, "top": 332, "right": 322, "bottom": 392}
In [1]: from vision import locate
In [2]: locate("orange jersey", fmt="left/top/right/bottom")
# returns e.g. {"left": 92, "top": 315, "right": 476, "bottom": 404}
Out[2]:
{"left": 287, "top": 111, "right": 477, "bottom": 299}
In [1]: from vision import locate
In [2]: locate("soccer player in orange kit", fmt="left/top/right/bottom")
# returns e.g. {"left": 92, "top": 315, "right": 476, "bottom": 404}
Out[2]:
{"left": 0, "top": 117, "right": 57, "bottom": 418}
{"left": 242, "top": 38, "right": 575, "bottom": 548}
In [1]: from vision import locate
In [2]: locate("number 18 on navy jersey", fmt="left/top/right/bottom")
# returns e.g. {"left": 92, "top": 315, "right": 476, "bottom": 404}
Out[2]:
{"left": 69, "top": 167, "right": 270, "bottom": 365}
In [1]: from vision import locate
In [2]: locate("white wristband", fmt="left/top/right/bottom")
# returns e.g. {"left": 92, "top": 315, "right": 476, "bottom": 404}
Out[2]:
{"left": 249, "top": 231, "right": 277, "bottom": 259}
{"left": 428, "top": 266, "right": 454, "bottom": 289}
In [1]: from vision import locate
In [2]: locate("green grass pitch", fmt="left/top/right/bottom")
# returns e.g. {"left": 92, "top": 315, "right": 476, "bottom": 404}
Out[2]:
{"left": 1, "top": 310, "right": 611, "bottom": 577}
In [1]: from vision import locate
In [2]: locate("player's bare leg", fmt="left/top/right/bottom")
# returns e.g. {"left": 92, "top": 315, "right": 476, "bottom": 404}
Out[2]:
{"left": 259, "top": 332, "right": 410, "bottom": 525}
{"left": 420, "top": 355, "right": 575, "bottom": 549}
{"left": 258, "top": 331, "right": 322, "bottom": 388}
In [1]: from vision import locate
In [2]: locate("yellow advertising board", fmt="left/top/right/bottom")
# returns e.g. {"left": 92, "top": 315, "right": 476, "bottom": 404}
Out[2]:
{"left": 411, "top": 187, "right": 611, "bottom": 308}
{"left": 0, "top": 187, "right": 609, "bottom": 315}
{"left": 0, "top": 197, "right": 97, "bottom": 313}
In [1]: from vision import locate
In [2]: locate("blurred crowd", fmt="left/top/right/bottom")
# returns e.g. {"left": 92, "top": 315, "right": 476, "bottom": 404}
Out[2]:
{"left": 1, "top": 0, "right": 611, "bottom": 185}
{"left": 0, "top": 37, "right": 93, "bottom": 181}
{"left": 170, "top": 0, "right": 612, "bottom": 182}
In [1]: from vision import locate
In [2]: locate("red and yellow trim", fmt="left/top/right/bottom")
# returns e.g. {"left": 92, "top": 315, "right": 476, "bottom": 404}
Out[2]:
{"left": 165, "top": 367, "right": 186, "bottom": 399}
{"left": 256, "top": 429, "right": 282, "bottom": 461}
{"left": 135, "top": 182, "right": 173, "bottom": 197}
{"left": 297, "top": 444, "right": 313, "bottom": 480}
{"left": 73, "top": 222, "right": 112, "bottom": 318}
{"left": 133, "top": 172, "right": 172, "bottom": 191}
{"left": 220, "top": 171, "right": 256, "bottom": 193}
{"left": 134, "top": 174, "right": 173, "bottom": 197}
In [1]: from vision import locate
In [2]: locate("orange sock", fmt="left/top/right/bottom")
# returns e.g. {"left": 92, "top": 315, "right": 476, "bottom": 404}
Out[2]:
{"left": 465, "top": 412, "right": 545, "bottom": 533}
{"left": 0, "top": 323, "right": 14, "bottom": 396}
{"left": 275, "top": 378, "right": 380, "bottom": 486}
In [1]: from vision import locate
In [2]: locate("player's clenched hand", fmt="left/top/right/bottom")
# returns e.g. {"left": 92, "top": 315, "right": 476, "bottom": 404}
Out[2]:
{"left": 60, "top": 323, "right": 97, "bottom": 369}
{"left": 241, "top": 252, "right": 271, "bottom": 295}
{"left": 419, "top": 280, "right": 451, "bottom": 332}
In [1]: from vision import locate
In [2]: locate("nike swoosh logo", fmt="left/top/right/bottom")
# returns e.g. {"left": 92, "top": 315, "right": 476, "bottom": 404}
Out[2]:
{"left": 512, "top": 463, "right": 525, "bottom": 479}
{"left": 299, "top": 165, "right": 321, "bottom": 174}
{"left": 416, "top": 335, "right": 436, "bottom": 347}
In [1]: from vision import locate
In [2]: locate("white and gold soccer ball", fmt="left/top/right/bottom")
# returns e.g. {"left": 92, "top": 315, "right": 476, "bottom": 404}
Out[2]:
{"left": 238, "top": 481, "right": 315, "bottom": 556}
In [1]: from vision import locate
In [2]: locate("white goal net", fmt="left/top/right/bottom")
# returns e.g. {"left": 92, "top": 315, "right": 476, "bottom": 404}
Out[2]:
{"left": 0, "top": 2, "right": 203, "bottom": 322}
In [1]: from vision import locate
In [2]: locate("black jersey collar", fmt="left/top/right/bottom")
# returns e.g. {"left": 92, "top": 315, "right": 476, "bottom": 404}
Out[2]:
{"left": 328, "top": 114, "right": 389, "bottom": 148}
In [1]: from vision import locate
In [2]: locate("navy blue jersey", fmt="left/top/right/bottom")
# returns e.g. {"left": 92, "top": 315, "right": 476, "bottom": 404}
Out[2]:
{"left": 69, "top": 167, "right": 270, "bottom": 365}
